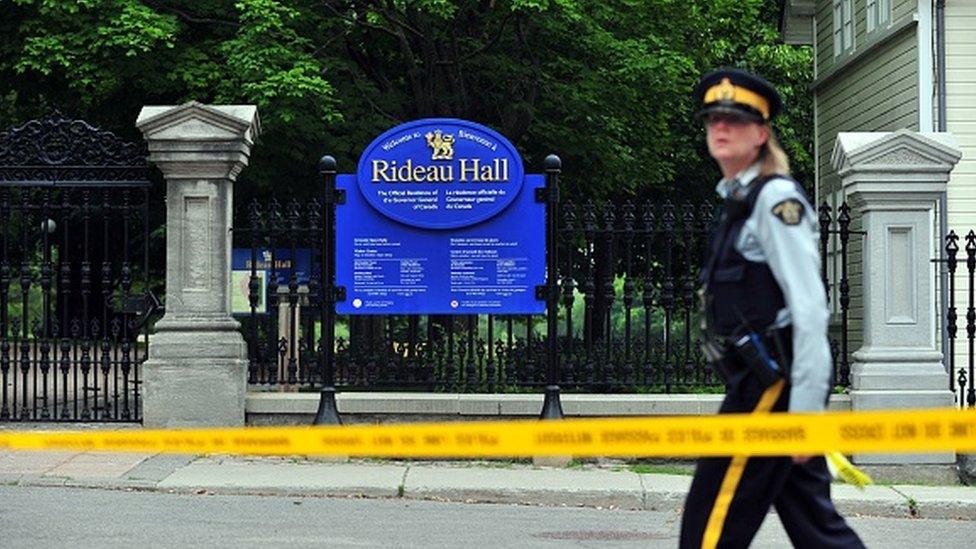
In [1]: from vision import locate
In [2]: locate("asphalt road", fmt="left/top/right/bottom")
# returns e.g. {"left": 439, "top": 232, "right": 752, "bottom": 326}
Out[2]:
{"left": 1, "top": 486, "right": 974, "bottom": 548}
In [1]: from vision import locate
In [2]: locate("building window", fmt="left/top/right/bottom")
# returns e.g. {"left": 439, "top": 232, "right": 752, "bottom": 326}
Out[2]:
{"left": 833, "top": 0, "right": 855, "bottom": 57}
{"left": 867, "top": 0, "right": 892, "bottom": 34}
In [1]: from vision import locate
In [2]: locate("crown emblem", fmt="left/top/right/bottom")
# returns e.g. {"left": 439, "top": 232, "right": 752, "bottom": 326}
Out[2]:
{"left": 772, "top": 199, "right": 804, "bottom": 226}
{"left": 425, "top": 130, "right": 455, "bottom": 161}
{"left": 716, "top": 78, "right": 735, "bottom": 101}
{"left": 262, "top": 250, "right": 272, "bottom": 262}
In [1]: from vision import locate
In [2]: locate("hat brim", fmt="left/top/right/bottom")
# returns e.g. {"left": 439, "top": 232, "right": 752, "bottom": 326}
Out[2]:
{"left": 695, "top": 103, "right": 766, "bottom": 124}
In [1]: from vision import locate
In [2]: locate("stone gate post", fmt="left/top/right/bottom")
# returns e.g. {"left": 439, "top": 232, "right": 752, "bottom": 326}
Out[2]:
{"left": 136, "top": 102, "right": 260, "bottom": 427}
{"left": 832, "top": 129, "right": 960, "bottom": 464}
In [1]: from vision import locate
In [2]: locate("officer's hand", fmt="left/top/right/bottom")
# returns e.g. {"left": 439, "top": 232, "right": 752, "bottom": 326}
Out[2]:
{"left": 792, "top": 455, "right": 811, "bottom": 464}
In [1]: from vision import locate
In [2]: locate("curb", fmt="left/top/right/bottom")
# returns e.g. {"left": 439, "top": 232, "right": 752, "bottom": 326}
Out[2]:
{"left": 3, "top": 456, "right": 975, "bottom": 521}
{"left": 5, "top": 476, "right": 972, "bottom": 521}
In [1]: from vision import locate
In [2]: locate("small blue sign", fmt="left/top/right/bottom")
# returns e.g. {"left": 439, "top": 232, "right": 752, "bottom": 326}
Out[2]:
{"left": 230, "top": 248, "right": 318, "bottom": 315}
{"left": 337, "top": 118, "right": 545, "bottom": 315}
{"left": 231, "top": 248, "right": 316, "bottom": 284}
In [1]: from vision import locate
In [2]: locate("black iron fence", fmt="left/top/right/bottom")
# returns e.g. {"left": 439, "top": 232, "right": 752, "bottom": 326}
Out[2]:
{"left": 235, "top": 168, "right": 857, "bottom": 395}
{"left": 942, "top": 230, "right": 976, "bottom": 408}
{"left": 819, "top": 201, "right": 854, "bottom": 388}
{"left": 0, "top": 113, "right": 161, "bottom": 422}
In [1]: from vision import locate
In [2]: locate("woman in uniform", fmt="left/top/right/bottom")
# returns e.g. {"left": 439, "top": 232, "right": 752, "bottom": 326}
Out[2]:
{"left": 678, "top": 68, "right": 864, "bottom": 549}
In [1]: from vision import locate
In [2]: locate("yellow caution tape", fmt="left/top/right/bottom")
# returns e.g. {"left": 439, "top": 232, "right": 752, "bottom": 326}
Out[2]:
{"left": 826, "top": 451, "right": 873, "bottom": 489}
{"left": 1, "top": 407, "right": 975, "bottom": 458}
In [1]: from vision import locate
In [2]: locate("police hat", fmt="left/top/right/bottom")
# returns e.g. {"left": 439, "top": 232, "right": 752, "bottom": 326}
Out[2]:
{"left": 693, "top": 68, "right": 782, "bottom": 123}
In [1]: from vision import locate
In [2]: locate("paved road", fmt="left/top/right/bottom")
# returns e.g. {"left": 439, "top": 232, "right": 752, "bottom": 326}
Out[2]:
{"left": 1, "top": 486, "right": 974, "bottom": 548}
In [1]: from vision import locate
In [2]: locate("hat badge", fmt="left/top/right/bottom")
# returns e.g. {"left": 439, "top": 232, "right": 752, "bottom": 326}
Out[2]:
{"left": 716, "top": 78, "right": 735, "bottom": 101}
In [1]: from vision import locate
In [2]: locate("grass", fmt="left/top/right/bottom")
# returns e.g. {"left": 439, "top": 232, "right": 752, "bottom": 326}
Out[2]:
{"left": 907, "top": 497, "right": 918, "bottom": 516}
{"left": 349, "top": 457, "right": 530, "bottom": 469}
{"left": 464, "top": 459, "right": 527, "bottom": 469}
{"left": 627, "top": 463, "right": 694, "bottom": 476}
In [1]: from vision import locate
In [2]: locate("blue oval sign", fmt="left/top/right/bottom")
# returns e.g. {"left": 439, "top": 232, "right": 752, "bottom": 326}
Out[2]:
{"left": 356, "top": 118, "right": 525, "bottom": 229}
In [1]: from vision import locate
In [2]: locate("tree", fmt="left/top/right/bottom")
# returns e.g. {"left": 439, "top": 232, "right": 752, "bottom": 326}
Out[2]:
{"left": 1, "top": 0, "right": 812, "bottom": 204}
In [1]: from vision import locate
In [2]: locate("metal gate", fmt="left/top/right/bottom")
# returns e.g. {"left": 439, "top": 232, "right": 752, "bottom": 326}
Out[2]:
{"left": 0, "top": 112, "right": 162, "bottom": 422}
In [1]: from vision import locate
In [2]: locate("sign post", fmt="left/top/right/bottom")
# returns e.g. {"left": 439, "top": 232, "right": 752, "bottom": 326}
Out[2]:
{"left": 314, "top": 155, "right": 342, "bottom": 426}
{"left": 541, "top": 154, "right": 564, "bottom": 420}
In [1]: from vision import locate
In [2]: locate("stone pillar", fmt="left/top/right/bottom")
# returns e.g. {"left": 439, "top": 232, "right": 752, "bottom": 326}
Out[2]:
{"left": 136, "top": 102, "right": 260, "bottom": 427}
{"left": 831, "top": 129, "right": 961, "bottom": 464}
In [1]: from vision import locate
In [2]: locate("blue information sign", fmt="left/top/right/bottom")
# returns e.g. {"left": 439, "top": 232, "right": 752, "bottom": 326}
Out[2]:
{"left": 337, "top": 118, "right": 545, "bottom": 315}
{"left": 230, "top": 248, "right": 317, "bottom": 316}
{"left": 231, "top": 248, "right": 315, "bottom": 284}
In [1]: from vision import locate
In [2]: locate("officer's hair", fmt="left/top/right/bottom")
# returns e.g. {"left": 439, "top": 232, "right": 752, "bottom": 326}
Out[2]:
{"left": 759, "top": 130, "right": 791, "bottom": 177}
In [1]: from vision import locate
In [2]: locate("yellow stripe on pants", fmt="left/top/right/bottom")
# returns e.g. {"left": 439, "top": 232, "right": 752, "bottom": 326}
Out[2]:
{"left": 701, "top": 379, "right": 786, "bottom": 549}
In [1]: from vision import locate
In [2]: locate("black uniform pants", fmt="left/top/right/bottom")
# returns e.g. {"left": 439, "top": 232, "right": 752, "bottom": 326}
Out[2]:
{"left": 678, "top": 371, "right": 864, "bottom": 549}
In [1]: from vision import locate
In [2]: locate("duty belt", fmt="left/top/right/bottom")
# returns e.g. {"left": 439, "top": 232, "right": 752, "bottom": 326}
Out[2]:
{"left": 704, "top": 326, "right": 792, "bottom": 386}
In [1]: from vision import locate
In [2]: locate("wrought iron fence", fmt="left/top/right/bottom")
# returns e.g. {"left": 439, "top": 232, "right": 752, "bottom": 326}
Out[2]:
{"left": 941, "top": 230, "right": 976, "bottom": 408}
{"left": 235, "top": 185, "right": 856, "bottom": 394}
{"left": 819, "top": 201, "right": 854, "bottom": 389}
{"left": 0, "top": 113, "right": 161, "bottom": 422}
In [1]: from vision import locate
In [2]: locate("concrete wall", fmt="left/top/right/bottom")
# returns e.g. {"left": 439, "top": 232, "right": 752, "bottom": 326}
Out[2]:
{"left": 245, "top": 392, "right": 853, "bottom": 425}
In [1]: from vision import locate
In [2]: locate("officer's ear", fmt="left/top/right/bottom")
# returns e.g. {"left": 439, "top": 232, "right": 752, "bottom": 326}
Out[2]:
{"left": 757, "top": 124, "right": 771, "bottom": 147}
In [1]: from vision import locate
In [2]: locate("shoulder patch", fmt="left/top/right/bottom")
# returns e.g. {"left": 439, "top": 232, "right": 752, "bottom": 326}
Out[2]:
{"left": 771, "top": 198, "right": 804, "bottom": 225}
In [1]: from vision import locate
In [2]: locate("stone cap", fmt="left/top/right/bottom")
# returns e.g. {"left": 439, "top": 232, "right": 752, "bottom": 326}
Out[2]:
{"left": 137, "top": 101, "right": 260, "bottom": 144}
{"left": 831, "top": 129, "right": 961, "bottom": 179}
{"left": 136, "top": 102, "right": 260, "bottom": 181}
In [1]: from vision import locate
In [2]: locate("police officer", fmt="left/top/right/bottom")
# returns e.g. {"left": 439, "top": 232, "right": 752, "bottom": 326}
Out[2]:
{"left": 678, "top": 68, "right": 864, "bottom": 549}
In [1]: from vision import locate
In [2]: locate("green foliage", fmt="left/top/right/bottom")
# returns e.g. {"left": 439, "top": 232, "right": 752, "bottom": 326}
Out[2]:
{"left": 217, "top": 0, "right": 339, "bottom": 127}
{"left": 565, "top": 276, "right": 700, "bottom": 343}
{"left": 12, "top": 0, "right": 178, "bottom": 102}
{"left": 3, "top": 245, "right": 58, "bottom": 331}
{"left": 0, "top": 0, "right": 813, "bottom": 203}
{"left": 627, "top": 462, "right": 694, "bottom": 476}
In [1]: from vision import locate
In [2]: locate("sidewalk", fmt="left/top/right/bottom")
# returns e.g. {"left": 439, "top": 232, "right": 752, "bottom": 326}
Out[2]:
{"left": 1, "top": 450, "right": 974, "bottom": 521}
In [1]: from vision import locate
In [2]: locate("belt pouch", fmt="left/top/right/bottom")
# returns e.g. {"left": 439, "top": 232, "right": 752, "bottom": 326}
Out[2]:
{"left": 733, "top": 333, "right": 783, "bottom": 388}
